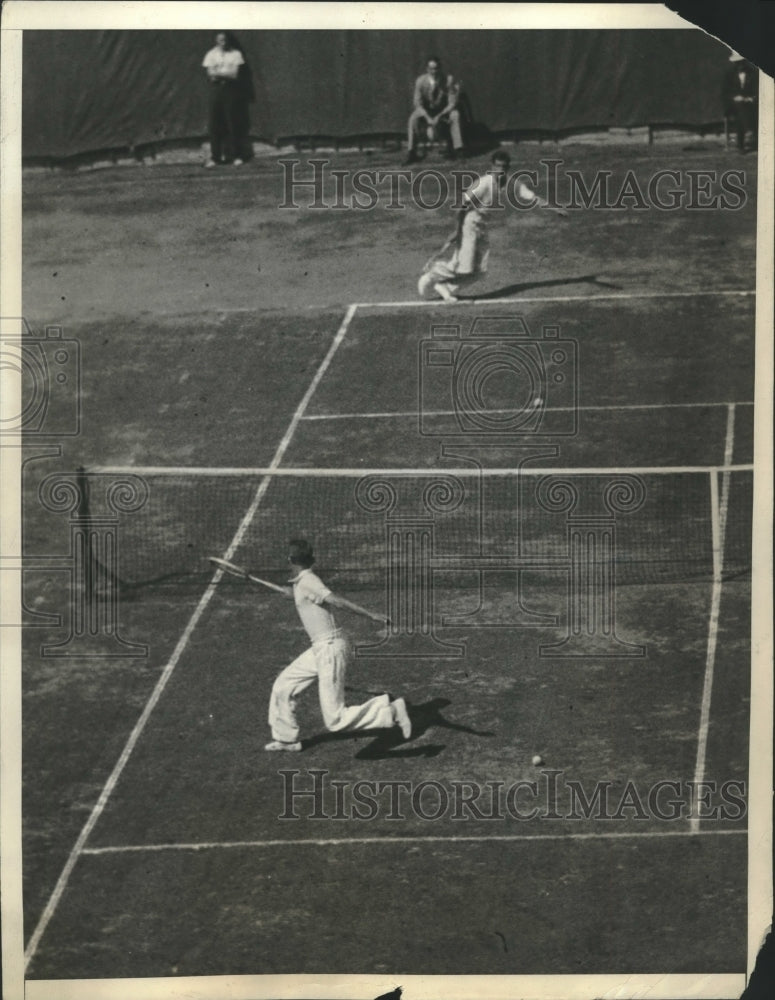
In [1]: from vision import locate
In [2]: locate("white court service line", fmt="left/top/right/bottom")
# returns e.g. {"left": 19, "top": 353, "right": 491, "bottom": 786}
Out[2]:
{"left": 690, "top": 404, "right": 737, "bottom": 834}
{"left": 81, "top": 827, "right": 746, "bottom": 855}
{"left": 23, "top": 304, "right": 360, "bottom": 969}
{"left": 301, "top": 400, "right": 754, "bottom": 421}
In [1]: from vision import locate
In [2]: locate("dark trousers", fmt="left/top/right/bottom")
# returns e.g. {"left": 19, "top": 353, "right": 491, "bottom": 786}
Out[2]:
{"left": 208, "top": 82, "right": 240, "bottom": 162}
{"left": 728, "top": 103, "right": 757, "bottom": 150}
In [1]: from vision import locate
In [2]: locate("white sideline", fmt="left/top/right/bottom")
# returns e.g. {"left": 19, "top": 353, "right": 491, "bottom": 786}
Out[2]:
{"left": 23, "top": 306, "right": 359, "bottom": 969}
{"left": 81, "top": 827, "right": 747, "bottom": 855}
{"left": 690, "top": 404, "right": 736, "bottom": 834}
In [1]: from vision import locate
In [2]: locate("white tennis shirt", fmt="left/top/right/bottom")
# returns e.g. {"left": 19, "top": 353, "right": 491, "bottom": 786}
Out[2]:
{"left": 290, "top": 568, "right": 337, "bottom": 642}
{"left": 464, "top": 172, "right": 535, "bottom": 222}
{"left": 202, "top": 47, "right": 245, "bottom": 78}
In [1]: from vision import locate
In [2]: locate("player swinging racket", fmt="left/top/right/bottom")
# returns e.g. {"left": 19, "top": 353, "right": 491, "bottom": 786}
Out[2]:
{"left": 262, "top": 538, "right": 411, "bottom": 751}
{"left": 418, "top": 150, "right": 567, "bottom": 302}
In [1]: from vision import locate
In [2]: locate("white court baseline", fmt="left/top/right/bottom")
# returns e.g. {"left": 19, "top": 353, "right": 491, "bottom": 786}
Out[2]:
{"left": 80, "top": 828, "right": 747, "bottom": 856}
{"left": 352, "top": 288, "right": 755, "bottom": 309}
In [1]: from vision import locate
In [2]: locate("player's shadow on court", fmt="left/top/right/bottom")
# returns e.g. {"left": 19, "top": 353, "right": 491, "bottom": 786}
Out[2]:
{"left": 303, "top": 696, "right": 494, "bottom": 759}
{"left": 459, "top": 273, "right": 622, "bottom": 301}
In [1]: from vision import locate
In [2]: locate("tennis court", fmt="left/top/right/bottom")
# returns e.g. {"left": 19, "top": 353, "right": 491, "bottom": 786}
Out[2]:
{"left": 20, "top": 143, "right": 755, "bottom": 979}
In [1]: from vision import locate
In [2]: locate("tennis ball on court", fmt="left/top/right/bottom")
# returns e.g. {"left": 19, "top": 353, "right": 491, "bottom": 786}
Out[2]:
{"left": 532, "top": 754, "right": 544, "bottom": 766}
{"left": 533, "top": 398, "right": 543, "bottom": 407}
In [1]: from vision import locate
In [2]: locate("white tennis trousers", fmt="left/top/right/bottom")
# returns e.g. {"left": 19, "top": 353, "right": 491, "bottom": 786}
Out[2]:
{"left": 268, "top": 631, "right": 395, "bottom": 743}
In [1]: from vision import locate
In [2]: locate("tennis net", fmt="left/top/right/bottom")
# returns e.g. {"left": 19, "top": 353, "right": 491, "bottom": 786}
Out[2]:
{"left": 69, "top": 464, "right": 752, "bottom": 591}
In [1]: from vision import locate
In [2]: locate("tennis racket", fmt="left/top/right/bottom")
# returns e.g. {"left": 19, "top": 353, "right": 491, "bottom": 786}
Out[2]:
{"left": 423, "top": 229, "right": 459, "bottom": 272}
{"left": 209, "top": 556, "right": 290, "bottom": 596}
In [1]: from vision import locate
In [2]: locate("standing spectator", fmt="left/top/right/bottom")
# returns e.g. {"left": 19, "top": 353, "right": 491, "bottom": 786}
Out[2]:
{"left": 722, "top": 52, "right": 758, "bottom": 153}
{"left": 405, "top": 55, "right": 465, "bottom": 164}
{"left": 202, "top": 31, "right": 245, "bottom": 167}
{"left": 230, "top": 33, "right": 256, "bottom": 163}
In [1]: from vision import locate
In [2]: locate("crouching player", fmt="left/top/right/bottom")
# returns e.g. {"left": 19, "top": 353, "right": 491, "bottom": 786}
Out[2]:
{"left": 265, "top": 539, "right": 412, "bottom": 751}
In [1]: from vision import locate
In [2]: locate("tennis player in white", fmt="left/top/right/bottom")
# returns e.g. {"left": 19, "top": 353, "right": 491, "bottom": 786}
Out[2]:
{"left": 418, "top": 149, "right": 566, "bottom": 301}
{"left": 265, "top": 539, "right": 412, "bottom": 751}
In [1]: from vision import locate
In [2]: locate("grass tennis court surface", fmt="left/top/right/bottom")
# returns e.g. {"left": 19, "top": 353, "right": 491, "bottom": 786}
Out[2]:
{"left": 21, "top": 145, "right": 755, "bottom": 978}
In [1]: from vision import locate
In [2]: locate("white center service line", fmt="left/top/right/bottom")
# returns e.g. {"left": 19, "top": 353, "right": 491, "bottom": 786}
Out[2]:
{"left": 23, "top": 305, "right": 360, "bottom": 970}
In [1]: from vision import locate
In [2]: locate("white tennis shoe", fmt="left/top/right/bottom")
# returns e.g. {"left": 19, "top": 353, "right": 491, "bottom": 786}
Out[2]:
{"left": 417, "top": 272, "right": 435, "bottom": 299}
{"left": 392, "top": 698, "right": 412, "bottom": 740}
{"left": 264, "top": 740, "right": 302, "bottom": 752}
{"left": 434, "top": 282, "right": 458, "bottom": 302}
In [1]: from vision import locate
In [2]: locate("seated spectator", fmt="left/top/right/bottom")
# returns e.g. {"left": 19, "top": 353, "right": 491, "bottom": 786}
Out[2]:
{"left": 405, "top": 56, "right": 465, "bottom": 164}
{"left": 202, "top": 31, "right": 245, "bottom": 167}
{"left": 722, "top": 52, "right": 758, "bottom": 153}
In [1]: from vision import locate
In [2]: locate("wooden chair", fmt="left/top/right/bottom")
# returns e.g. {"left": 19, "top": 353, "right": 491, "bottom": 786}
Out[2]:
{"left": 412, "top": 118, "right": 453, "bottom": 160}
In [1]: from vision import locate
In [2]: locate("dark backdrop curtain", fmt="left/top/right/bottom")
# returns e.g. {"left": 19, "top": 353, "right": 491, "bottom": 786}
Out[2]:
{"left": 23, "top": 29, "right": 732, "bottom": 158}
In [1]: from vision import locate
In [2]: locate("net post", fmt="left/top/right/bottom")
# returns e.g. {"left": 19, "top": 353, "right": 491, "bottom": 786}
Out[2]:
{"left": 75, "top": 465, "right": 93, "bottom": 605}
{"left": 709, "top": 467, "right": 722, "bottom": 584}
